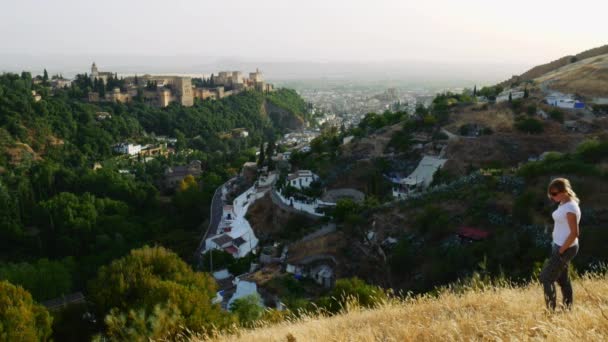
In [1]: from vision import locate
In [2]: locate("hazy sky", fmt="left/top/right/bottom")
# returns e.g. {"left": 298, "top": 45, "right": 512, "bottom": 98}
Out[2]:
{"left": 0, "top": 0, "right": 606, "bottom": 79}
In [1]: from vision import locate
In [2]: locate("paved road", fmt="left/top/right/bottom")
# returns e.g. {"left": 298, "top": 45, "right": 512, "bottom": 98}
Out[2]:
{"left": 194, "top": 179, "right": 231, "bottom": 265}
{"left": 441, "top": 128, "right": 459, "bottom": 141}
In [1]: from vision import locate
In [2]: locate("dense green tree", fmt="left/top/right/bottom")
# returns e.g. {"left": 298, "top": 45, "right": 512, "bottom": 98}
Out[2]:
{"left": 0, "top": 258, "right": 74, "bottom": 301}
{"left": 258, "top": 142, "right": 265, "bottom": 167}
{"left": 0, "top": 181, "right": 22, "bottom": 245}
{"left": 39, "top": 192, "right": 98, "bottom": 255}
{"left": 174, "top": 129, "right": 186, "bottom": 151}
{"left": 317, "top": 277, "right": 387, "bottom": 314}
{"left": 414, "top": 205, "right": 451, "bottom": 239}
{"left": 333, "top": 198, "right": 361, "bottom": 223}
{"left": 89, "top": 246, "right": 234, "bottom": 337}
{"left": 515, "top": 117, "right": 543, "bottom": 134}
{"left": 229, "top": 294, "right": 264, "bottom": 327}
{"left": 99, "top": 303, "right": 183, "bottom": 342}
{"left": 0, "top": 280, "right": 53, "bottom": 342}
{"left": 173, "top": 175, "right": 207, "bottom": 228}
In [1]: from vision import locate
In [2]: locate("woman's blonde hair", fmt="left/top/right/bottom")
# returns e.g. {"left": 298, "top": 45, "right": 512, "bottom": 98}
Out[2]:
{"left": 547, "top": 178, "right": 580, "bottom": 204}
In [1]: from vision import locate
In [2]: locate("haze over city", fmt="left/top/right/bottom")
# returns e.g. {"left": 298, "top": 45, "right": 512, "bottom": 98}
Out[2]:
{"left": 1, "top": 0, "right": 606, "bottom": 84}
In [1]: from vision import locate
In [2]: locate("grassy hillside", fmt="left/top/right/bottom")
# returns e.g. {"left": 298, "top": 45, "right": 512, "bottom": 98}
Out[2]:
{"left": 499, "top": 44, "right": 608, "bottom": 88}
{"left": 206, "top": 275, "right": 608, "bottom": 341}
{"left": 534, "top": 53, "right": 608, "bottom": 98}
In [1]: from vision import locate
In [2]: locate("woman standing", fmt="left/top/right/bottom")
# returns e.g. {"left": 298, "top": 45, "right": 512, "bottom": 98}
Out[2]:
{"left": 539, "top": 178, "right": 581, "bottom": 311}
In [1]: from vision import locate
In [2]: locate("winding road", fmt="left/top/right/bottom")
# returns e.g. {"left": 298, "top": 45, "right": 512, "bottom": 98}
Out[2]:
{"left": 194, "top": 178, "right": 233, "bottom": 266}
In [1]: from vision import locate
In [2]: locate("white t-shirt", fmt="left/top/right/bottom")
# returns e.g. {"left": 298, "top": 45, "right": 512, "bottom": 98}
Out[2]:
{"left": 552, "top": 200, "right": 581, "bottom": 247}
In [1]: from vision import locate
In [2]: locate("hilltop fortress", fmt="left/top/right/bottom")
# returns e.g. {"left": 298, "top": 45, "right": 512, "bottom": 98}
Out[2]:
{"left": 87, "top": 63, "right": 274, "bottom": 108}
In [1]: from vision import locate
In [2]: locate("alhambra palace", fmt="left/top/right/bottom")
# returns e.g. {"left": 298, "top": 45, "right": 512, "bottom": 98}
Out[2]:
{"left": 87, "top": 62, "right": 274, "bottom": 107}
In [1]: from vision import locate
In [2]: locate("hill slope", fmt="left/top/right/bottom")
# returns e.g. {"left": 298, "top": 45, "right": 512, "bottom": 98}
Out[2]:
{"left": 207, "top": 276, "right": 608, "bottom": 341}
{"left": 534, "top": 53, "right": 608, "bottom": 98}
{"left": 499, "top": 44, "right": 608, "bottom": 87}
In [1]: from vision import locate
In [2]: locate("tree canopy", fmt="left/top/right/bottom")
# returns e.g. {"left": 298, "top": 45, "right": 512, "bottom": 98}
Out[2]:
{"left": 89, "top": 246, "right": 234, "bottom": 337}
{"left": 0, "top": 280, "right": 53, "bottom": 342}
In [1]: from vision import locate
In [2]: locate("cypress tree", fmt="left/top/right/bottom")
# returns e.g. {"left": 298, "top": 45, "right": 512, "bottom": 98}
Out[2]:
{"left": 257, "top": 142, "right": 265, "bottom": 167}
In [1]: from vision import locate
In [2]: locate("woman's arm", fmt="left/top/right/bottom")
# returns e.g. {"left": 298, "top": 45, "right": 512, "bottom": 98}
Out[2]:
{"left": 559, "top": 212, "right": 579, "bottom": 254}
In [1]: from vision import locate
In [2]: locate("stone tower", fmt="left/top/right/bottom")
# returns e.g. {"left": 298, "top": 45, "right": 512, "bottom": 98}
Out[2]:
{"left": 91, "top": 62, "right": 98, "bottom": 78}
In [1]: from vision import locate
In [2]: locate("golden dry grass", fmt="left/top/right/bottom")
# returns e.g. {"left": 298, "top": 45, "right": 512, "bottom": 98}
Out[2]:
{"left": 286, "top": 232, "right": 345, "bottom": 264}
{"left": 535, "top": 53, "right": 608, "bottom": 98}
{"left": 202, "top": 275, "right": 608, "bottom": 342}
{"left": 446, "top": 107, "right": 515, "bottom": 133}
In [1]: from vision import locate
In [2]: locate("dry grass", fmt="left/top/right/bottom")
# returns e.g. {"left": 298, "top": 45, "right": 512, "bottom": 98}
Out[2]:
{"left": 286, "top": 232, "right": 345, "bottom": 264}
{"left": 341, "top": 122, "right": 402, "bottom": 159}
{"left": 446, "top": 107, "right": 515, "bottom": 133}
{"left": 536, "top": 53, "right": 608, "bottom": 98}
{"left": 201, "top": 275, "right": 608, "bottom": 341}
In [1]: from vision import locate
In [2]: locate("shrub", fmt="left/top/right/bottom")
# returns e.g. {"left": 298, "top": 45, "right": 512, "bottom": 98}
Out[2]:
{"left": 230, "top": 294, "right": 265, "bottom": 327}
{"left": 549, "top": 109, "right": 564, "bottom": 123}
{"left": 317, "top": 277, "right": 388, "bottom": 314}
{"left": 526, "top": 105, "right": 537, "bottom": 116}
{"left": 515, "top": 118, "right": 543, "bottom": 134}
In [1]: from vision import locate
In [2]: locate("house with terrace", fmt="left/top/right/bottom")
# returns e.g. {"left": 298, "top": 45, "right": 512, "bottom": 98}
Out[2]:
{"left": 391, "top": 155, "right": 447, "bottom": 199}
{"left": 287, "top": 170, "right": 319, "bottom": 190}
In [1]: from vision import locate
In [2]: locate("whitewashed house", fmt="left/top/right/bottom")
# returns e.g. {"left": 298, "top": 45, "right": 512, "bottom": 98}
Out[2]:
{"left": 204, "top": 186, "right": 260, "bottom": 258}
{"left": 113, "top": 143, "right": 142, "bottom": 155}
{"left": 496, "top": 90, "right": 525, "bottom": 103}
{"left": 546, "top": 93, "right": 585, "bottom": 109}
{"left": 392, "top": 156, "right": 447, "bottom": 199}
{"left": 287, "top": 170, "right": 319, "bottom": 190}
{"left": 311, "top": 264, "right": 335, "bottom": 288}
{"left": 223, "top": 205, "right": 235, "bottom": 221}
{"left": 227, "top": 279, "right": 264, "bottom": 310}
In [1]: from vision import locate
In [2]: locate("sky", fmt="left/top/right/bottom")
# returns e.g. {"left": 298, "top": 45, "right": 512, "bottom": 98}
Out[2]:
{"left": 0, "top": 0, "right": 606, "bottom": 82}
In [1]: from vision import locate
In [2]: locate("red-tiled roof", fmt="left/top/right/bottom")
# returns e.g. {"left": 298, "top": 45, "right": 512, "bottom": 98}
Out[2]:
{"left": 212, "top": 234, "right": 233, "bottom": 246}
{"left": 224, "top": 246, "right": 239, "bottom": 255}
{"left": 457, "top": 227, "right": 490, "bottom": 240}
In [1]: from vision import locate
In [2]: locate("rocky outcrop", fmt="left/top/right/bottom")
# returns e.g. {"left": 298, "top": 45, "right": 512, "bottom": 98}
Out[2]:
{"left": 262, "top": 100, "right": 305, "bottom": 131}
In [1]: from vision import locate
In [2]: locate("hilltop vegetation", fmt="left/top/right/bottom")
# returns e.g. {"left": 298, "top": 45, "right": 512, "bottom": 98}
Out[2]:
{"left": 207, "top": 274, "right": 608, "bottom": 341}
{"left": 0, "top": 71, "right": 312, "bottom": 340}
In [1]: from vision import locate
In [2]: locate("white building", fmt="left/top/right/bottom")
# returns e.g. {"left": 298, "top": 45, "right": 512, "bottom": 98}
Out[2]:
{"left": 227, "top": 279, "right": 263, "bottom": 310}
{"left": 287, "top": 170, "right": 319, "bottom": 190}
{"left": 113, "top": 143, "right": 142, "bottom": 155}
{"left": 223, "top": 205, "right": 235, "bottom": 221}
{"left": 204, "top": 186, "right": 260, "bottom": 258}
{"left": 392, "top": 156, "right": 447, "bottom": 199}
{"left": 496, "top": 90, "right": 525, "bottom": 103}
{"left": 546, "top": 94, "right": 585, "bottom": 109}
{"left": 311, "top": 264, "right": 335, "bottom": 288}
{"left": 213, "top": 269, "right": 232, "bottom": 281}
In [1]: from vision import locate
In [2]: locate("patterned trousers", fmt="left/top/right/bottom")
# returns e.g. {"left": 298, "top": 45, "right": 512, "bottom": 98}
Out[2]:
{"left": 539, "top": 243, "right": 578, "bottom": 310}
